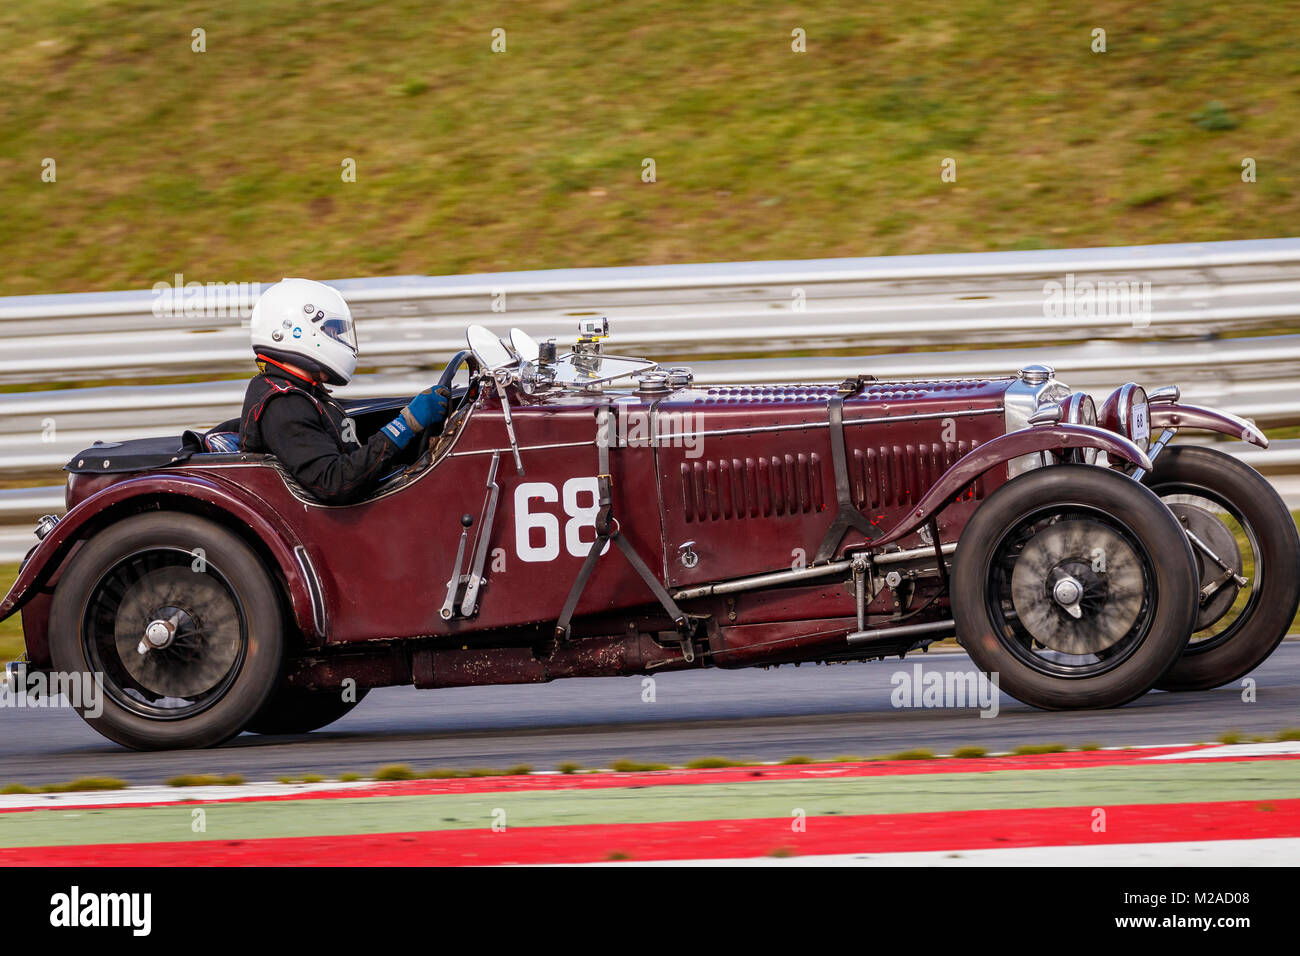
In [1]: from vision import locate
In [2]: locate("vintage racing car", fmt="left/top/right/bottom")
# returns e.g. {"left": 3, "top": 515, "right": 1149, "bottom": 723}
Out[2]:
{"left": 2, "top": 320, "right": 1295, "bottom": 750}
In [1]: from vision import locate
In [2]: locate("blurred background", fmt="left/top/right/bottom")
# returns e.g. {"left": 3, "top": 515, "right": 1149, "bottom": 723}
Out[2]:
{"left": 2, "top": 0, "right": 1297, "bottom": 290}
{"left": 2, "top": 0, "right": 1299, "bottom": 653}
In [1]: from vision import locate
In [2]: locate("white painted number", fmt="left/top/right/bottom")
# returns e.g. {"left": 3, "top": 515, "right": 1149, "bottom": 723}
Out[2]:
{"left": 515, "top": 482, "right": 560, "bottom": 562}
{"left": 515, "top": 478, "right": 611, "bottom": 562}
{"left": 563, "top": 477, "right": 602, "bottom": 558}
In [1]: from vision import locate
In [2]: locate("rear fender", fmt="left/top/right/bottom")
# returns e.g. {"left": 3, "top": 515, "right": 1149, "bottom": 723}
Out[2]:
{"left": 1149, "top": 402, "right": 1268, "bottom": 447}
{"left": 0, "top": 474, "right": 323, "bottom": 643}
{"left": 868, "top": 423, "right": 1153, "bottom": 549}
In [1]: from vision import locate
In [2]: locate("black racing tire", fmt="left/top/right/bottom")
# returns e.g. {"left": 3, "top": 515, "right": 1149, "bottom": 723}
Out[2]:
{"left": 952, "top": 465, "right": 1198, "bottom": 710}
{"left": 48, "top": 512, "right": 284, "bottom": 751}
{"left": 1142, "top": 445, "right": 1300, "bottom": 691}
{"left": 246, "top": 683, "right": 369, "bottom": 735}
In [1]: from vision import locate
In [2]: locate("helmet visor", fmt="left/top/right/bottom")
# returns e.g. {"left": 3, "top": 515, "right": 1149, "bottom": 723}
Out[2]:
{"left": 317, "top": 312, "right": 357, "bottom": 353}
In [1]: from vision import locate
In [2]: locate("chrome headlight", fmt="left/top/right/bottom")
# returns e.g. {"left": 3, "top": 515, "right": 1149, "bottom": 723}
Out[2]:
{"left": 1060, "top": 391, "right": 1098, "bottom": 463}
{"left": 1100, "top": 383, "right": 1150, "bottom": 452}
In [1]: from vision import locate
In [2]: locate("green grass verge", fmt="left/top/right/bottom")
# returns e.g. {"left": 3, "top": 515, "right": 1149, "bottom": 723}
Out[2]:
{"left": 277, "top": 773, "right": 326, "bottom": 785}
{"left": 1, "top": 777, "right": 127, "bottom": 794}
{"left": 684, "top": 756, "right": 748, "bottom": 770}
{"left": 1, "top": 1, "right": 1299, "bottom": 296}
{"left": 609, "top": 759, "right": 670, "bottom": 773}
{"left": 1, "top": 564, "right": 25, "bottom": 661}
{"left": 1013, "top": 742, "right": 1068, "bottom": 755}
{"left": 887, "top": 748, "right": 936, "bottom": 761}
{"left": 165, "top": 774, "right": 245, "bottom": 787}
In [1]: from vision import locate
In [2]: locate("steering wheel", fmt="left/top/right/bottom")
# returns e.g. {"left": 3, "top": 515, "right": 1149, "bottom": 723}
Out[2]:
{"left": 415, "top": 349, "right": 478, "bottom": 460}
{"left": 438, "top": 349, "right": 476, "bottom": 392}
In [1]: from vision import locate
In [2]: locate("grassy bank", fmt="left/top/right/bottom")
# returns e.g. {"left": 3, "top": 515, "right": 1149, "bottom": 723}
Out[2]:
{"left": 1, "top": 0, "right": 1297, "bottom": 295}
{"left": 1, "top": 565, "right": 25, "bottom": 660}
{"left": 1, "top": 564, "right": 25, "bottom": 660}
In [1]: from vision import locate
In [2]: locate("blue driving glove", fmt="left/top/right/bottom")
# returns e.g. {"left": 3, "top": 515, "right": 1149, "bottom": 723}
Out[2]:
{"left": 382, "top": 386, "right": 449, "bottom": 449}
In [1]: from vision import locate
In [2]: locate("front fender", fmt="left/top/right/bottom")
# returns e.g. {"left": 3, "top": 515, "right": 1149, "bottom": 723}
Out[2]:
{"left": 1149, "top": 402, "right": 1268, "bottom": 447}
{"left": 869, "top": 423, "right": 1153, "bottom": 549}
{"left": 0, "top": 473, "right": 322, "bottom": 642}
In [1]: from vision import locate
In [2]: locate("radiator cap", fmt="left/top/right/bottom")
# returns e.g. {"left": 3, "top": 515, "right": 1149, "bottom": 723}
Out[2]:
{"left": 1017, "top": 363, "right": 1055, "bottom": 385}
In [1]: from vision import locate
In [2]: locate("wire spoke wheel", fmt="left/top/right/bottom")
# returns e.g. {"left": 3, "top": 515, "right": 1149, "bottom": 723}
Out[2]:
{"left": 49, "top": 512, "right": 283, "bottom": 750}
{"left": 85, "top": 549, "right": 248, "bottom": 719}
{"left": 951, "top": 465, "right": 1196, "bottom": 711}
{"left": 1140, "top": 445, "right": 1300, "bottom": 691}
{"left": 989, "top": 510, "right": 1156, "bottom": 677}
{"left": 1157, "top": 490, "right": 1257, "bottom": 650}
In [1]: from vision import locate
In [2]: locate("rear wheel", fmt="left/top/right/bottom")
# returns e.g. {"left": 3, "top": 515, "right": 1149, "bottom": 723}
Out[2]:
{"left": 48, "top": 512, "right": 283, "bottom": 750}
{"left": 1141, "top": 445, "right": 1300, "bottom": 690}
{"left": 247, "top": 683, "right": 369, "bottom": 735}
{"left": 952, "top": 466, "right": 1197, "bottom": 710}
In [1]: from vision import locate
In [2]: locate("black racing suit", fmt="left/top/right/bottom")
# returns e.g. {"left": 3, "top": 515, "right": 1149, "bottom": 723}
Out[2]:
{"left": 238, "top": 363, "right": 403, "bottom": 505}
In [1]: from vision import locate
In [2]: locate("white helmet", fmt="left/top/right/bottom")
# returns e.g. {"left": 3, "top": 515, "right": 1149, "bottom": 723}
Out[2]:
{"left": 250, "top": 278, "right": 358, "bottom": 385}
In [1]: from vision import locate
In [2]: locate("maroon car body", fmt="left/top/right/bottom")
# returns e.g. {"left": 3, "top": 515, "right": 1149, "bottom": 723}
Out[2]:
{"left": 3, "top": 374, "right": 1135, "bottom": 670}
{"left": 0, "top": 322, "right": 1291, "bottom": 749}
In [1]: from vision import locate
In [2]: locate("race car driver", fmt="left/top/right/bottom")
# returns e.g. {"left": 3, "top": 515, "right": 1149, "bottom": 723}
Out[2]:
{"left": 239, "top": 278, "right": 448, "bottom": 504}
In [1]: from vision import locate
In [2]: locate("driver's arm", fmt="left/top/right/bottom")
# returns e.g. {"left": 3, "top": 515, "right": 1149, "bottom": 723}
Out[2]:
{"left": 258, "top": 393, "right": 402, "bottom": 504}
{"left": 261, "top": 386, "right": 448, "bottom": 504}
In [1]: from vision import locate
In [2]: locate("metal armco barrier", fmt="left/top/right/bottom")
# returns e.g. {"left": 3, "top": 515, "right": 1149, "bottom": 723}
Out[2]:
{"left": 2, "top": 238, "right": 1297, "bottom": 561}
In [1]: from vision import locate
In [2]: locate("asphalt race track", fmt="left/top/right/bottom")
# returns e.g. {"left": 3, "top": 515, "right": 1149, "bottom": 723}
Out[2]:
{"left": 1, "top": 644, "right": 1296, "bottom": 787}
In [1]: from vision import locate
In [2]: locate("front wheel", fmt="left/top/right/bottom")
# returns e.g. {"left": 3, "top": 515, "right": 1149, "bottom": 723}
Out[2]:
{"left": 951, "top": 465, "right": 1198, "bottom": 710}
{"left": 1141, "top": 445, "right": 1300, "bottom": 691}
{"left": 48, "top": 512, "right": 284, "bottom": 750}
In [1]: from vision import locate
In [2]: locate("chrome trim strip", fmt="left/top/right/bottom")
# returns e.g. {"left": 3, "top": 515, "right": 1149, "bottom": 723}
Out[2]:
{"left": 293, "top": 545, "right": 327, "bottom": 638}
{"left": 844, "top": 407, "right": 1000, "bottom": 426}
{"left": 689, "top": 406, "right": 1001, "bottom": 440}
{"left": 446, "top": 439, "right": 596, "bottom": 458}
{"left": 445, "top": 408, "right": 999, "bottom": 455}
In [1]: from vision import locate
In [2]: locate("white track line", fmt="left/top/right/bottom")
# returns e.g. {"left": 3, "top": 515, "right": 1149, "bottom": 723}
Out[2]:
{"left": 0, "top": 781, "right": 371, "bottom": 811}
{"left": 1147, "top": 742, "right": 1300, "bottom": 760}
{"left": 586, "top": 838, "right": 1300, "bottom": 866}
